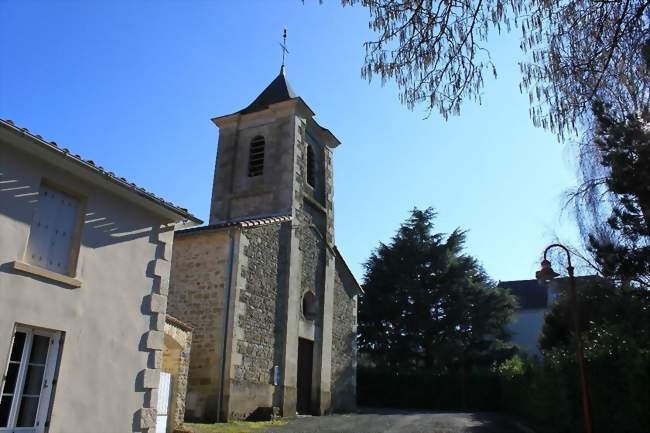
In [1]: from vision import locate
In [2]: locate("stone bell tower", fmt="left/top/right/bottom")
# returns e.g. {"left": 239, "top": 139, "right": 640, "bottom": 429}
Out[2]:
{"left": 203, "top": 66, "right": 346, "bottom": 417}
{"left": 209, "top": 66, "right": 339, "bottom": 245}
{"left": 169, "top": 65, "right": 361, "bottom": 423}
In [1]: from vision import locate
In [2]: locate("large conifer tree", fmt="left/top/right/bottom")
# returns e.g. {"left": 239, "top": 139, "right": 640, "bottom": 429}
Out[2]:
{"left": 587, "top": 102, "right": 650, "bottom": 287}
{"left": 358, "top": 208, "right": 516, "bottom": 371}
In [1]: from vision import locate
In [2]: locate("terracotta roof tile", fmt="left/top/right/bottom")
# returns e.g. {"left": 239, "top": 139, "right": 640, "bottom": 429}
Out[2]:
{"left": 177, "top": 214, "right": 292, "bottom": 235}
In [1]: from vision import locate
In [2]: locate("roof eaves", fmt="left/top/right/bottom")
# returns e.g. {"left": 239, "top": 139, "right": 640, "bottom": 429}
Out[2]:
{"left": 334, "top": 246, "right": 364, "bottom": 295}
{"left": 176, "top": 214, "right": 292, "bottom": 236}
{"left": 310, "top": 118, "right": 341, "bottom": 147}
{"left": 165, "top": 314, "right": 194, "bottom": 332}
{"left": 0, "top": 119, "right": 202, "bottom": 225}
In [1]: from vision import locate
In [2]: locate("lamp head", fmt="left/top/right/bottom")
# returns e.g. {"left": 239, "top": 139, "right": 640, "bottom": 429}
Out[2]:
{"left": 536, "top": 259, "right": 560, "bottom": 281}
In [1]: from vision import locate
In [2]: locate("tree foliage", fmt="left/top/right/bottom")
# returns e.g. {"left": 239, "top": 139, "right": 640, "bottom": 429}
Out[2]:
{"left": 540, "top": 279, "right": 650, "bottom": 351}
{"left": 524, "top": 279, "right": 650, "bottom": 433}
{"left": 341, "top": 0, "right": 650, "bottom": 137}
{"left": 581, "top": 102, "right": 650, "bottom": 286}
{"left": 358, "top": 207, "right": 516, "bottom": 370}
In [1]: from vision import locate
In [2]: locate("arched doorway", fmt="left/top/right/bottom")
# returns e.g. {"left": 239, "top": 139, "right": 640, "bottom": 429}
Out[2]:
{"left": 159, "top": 316, "right": 192, "bottom": 433}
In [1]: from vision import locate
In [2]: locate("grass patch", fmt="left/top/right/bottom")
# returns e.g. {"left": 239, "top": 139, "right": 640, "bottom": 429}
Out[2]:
{"left": 184, "top": 420, "right": 287, "bottom": 433}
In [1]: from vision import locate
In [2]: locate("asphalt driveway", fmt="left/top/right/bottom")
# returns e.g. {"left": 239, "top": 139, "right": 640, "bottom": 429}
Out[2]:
{"left": 264, "top": 409, "right": 533, "bottom": 433}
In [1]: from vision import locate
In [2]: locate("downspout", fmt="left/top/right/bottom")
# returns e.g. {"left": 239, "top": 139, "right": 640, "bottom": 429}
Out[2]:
{"left": 216, "top": 229, "right": 236, "bottom": 422}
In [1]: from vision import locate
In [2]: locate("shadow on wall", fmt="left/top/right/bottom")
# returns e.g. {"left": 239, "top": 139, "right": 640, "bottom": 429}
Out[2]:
{"left": 1, "top": 168, "right": 172, "bottom": 433}
{"left": 132, "top": 224, "right": 169, "bottom": 433}
{"left": 1, "top": 174, "right": 167, "bottom": 292}
{"left": 0, "top": 169, "right": 167, "bottom": 250}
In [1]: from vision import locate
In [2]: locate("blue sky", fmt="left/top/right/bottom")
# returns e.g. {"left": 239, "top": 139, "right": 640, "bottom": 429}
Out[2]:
{"left": 0, "top": 0, "right": 581, "bottom": 282}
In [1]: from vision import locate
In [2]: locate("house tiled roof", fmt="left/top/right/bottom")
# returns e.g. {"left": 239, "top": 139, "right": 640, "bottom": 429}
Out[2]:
{"left": 498, "top": 279, "right": 549, "bottom": 309}
{"left": 498, "top": 276, "right": 604, "bottom": 310}
{"left": 177, "top": 214, "right": 292, "bottom": 235}
{"left": 0, "top": 118, "right": 201, "bottom": 224}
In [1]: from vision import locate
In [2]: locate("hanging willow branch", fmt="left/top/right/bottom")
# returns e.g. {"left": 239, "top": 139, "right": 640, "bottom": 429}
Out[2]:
{"left": 341, "top": 0, "right": 650, "bottom": 139}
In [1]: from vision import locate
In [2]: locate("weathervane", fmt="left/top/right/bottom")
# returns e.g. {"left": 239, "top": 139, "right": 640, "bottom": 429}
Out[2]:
{"left": 279, "top": 27, "right": 289, "bottom": 70}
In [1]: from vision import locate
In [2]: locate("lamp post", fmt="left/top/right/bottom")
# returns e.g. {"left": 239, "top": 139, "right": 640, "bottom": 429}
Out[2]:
{"left": 536, "top": 244, "right": 593, "bottom": 433}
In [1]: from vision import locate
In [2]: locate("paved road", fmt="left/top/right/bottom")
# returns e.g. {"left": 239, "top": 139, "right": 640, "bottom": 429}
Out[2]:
{"left": 264, "top": 409, "right": 532, "bottom": 433}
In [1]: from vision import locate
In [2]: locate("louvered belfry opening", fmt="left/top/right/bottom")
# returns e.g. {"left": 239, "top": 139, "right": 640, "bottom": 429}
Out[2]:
{"left": 306, "top": 143, "right": 316, "bottom": 187}
{"left": 248, "top": 136, "right": 265, "bottom": 177}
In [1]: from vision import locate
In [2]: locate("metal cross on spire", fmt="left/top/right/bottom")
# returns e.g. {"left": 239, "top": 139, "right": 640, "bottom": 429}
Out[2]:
{"left": 279, "top": 27, "right": 289, "bottom": 72}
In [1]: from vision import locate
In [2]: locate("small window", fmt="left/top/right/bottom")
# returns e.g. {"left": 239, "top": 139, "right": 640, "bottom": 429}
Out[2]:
{"left": 248, "top": 136, "right": 265, "bottom": 177}
{"left": 0, "top": 326, "right": 62, "bottom": 431}
{"left": 25, "top": 184, "right": 81, "bottom": 276}
{"left": 306, "top": 144, "right": 315, "bottom": 188}
{"left": 302, "top": 291, "right": 317, "bottom": 321}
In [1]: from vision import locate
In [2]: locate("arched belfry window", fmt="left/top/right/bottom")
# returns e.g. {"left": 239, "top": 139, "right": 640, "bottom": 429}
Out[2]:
{"left": 306, "top": 143, "right": 316, "bottom": 187}
{"left": 248, "top": 136, "right": 265, "bottom": 177}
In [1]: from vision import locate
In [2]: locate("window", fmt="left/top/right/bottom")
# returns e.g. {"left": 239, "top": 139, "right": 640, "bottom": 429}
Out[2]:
{"left": 306, "top": 144, "right": 315, "bottom": 188}
{"left": 25, "top": 184, "right": 81, "bottom": 276}
{"left": 0, "top": 327, "right": 61, "bottom": 432}
{"left": 302, "top": 291, "right": 317, "bottom": 321}
{"left": 248, "top": 136, "right": 265, "bottom": 177}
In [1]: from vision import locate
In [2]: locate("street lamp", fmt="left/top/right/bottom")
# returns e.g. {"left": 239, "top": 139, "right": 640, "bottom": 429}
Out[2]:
{"left": 536, "top": 244, "right": 593, "bottom": 433}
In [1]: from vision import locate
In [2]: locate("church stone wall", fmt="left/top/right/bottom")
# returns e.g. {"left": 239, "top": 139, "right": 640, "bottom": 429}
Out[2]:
{"left": 228, "top": 222, "right": 289, "bottom": 419}
{"left": 299, "top": 225, "right": 326, "bottom": 309}
{"left": 331, "top": 260, "right": 358, "bottom": 412}
{"left": 210, "top": 110, "right": 296, "bottom": 224}
{"left": 167, "top": 230, "right": 232, "bottom": 421}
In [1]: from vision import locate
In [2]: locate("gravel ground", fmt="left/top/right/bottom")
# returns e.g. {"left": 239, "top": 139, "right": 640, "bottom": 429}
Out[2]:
{"left": 263, "top": 409, "right": 533, "bottom": 433}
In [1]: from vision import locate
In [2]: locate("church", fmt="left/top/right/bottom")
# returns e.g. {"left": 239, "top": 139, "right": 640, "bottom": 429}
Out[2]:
{"left": 167, "top": 66, "right": 362, "bottom": 422}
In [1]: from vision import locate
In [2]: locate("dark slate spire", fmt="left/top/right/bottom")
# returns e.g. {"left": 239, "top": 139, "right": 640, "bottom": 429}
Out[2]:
{"left": 238, "top": 68, "right": 297, "bottom": 115}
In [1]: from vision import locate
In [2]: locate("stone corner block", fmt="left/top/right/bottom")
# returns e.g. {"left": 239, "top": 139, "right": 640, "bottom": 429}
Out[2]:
{"left": 145, "top": 330, "right": 164, "bottom": 350}
{"left": 153, "top": 312, "right": 166, "bottom": 331}
{"left": 152, "top": 349, "right": 163, "bottom": 369}
{"left": 146, "top": 388, "right": 159, "bottom": 410}
{"left": 137, "top": 407, "right": 157, "bottom": 429}
{"left": 148, "top": 293, "right": 167, "bottom": 314}
{"left": 154, "top": 258, "right": 171, "bottom": 279}
{"left": 143, "top": 368, "right": 160, "bottom": 389}
{"left": 157, "top": 276, "right": 170, "bottom": 296}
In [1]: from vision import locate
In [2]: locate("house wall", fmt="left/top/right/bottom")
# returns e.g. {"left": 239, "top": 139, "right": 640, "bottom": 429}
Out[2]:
{"left": 0, "top": 142, "right": 174, "bottom": 433}
{"left": 508, "top": 308, "right": 547, "bottom": 356}
{"left": 166, "top": 230, "right": 232, "bottom": 421}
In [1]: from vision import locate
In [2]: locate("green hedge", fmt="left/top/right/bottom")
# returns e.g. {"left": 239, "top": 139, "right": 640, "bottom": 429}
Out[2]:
{"left": 358, "top": 350, "right": 649, "bottom": 433}
{"left": 357, "top": 367, "right": 502, "bottom": 411}
{"left": 499, "top": 351, "right": 649, "bottom": 433}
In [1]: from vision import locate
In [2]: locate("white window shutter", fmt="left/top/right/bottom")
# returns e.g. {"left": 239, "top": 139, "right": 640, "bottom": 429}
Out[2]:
{"left": 26, "top": 186, "right": 79, "bottom": 275}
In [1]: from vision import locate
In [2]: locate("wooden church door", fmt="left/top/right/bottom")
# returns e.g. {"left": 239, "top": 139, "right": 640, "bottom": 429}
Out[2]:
{"left": 296, "top": 338, "right": 313, "bottom": 415}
